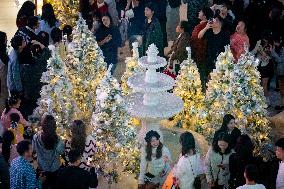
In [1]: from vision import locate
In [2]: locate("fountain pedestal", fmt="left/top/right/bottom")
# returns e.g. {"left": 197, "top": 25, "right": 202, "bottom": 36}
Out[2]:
{"left": 126, "top": 44, "right": 184, "bottom": 144}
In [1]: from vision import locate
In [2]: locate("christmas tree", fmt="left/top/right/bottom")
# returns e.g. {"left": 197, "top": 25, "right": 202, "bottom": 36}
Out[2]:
{"left": 201, "top": 46, "right": 235, "bottom": 140}
{"left": 34, "top": 47, "right": 77, "bottom": 137}
{"left": 66, "top": 14, "right": 107, "bottom": 122}
{"left": 121, "top": 42, "right": 144, "bottom": 95}
{"left": 45, "top": 0, "right": 79, "bottom": 27}
{"left": 91, "top": 66, "right": 139, "bottom": 183}
{"left": 174, "top": 47, "right": 207, "bottom": 130}
{"left": 230, "top": 49, "right": 270, "bottom": 155}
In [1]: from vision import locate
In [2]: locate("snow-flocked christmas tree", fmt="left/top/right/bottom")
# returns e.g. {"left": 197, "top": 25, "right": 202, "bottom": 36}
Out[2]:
{"left": 174, "top": 47, "right": 207, "bottom": 130}
{"left": 121, "top": 42, "right": 144, "bottom": 95}
{"left": 230, "top": 48, "right": 270, "bottom": 154}
{"left": 45, "top": 0, "right": 79, "bottom": 27}
{"left": 66, "top": 14, "right": 107, "bottom": 122}
{"left": 34, "top": 47, "right": 77, "bottom": 136}
{"left": 91, "top": 66, "right": 139, "bottom": 183}
{"left": 201, "top": 46, "right": 235, "bottom": 140}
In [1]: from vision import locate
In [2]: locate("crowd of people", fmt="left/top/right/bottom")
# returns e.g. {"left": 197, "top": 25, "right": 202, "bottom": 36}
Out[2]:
{"left": 0, "top": 0, "right": 284, "bottom": 189}
{"left": 139, "top": 115, "right": 284, "bottom": 189}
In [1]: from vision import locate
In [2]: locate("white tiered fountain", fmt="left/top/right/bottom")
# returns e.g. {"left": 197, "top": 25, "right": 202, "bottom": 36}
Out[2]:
{"left": 126, "top": 44, "right": 184, "bottom": 144}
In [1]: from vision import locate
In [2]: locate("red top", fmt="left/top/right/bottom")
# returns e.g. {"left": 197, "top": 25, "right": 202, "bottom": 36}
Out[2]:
{"left": 91, "top": 2, "right": 109, "bottom": 18}
{"left": 191, "top": 21, "right": 207, "bottom": 64}
{"left": 230, "top": 32, "right": 250, "bottom": 61}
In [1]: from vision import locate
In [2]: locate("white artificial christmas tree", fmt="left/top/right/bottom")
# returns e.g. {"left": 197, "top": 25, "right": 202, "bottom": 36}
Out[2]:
{"left": 121, "top": 42, "right": 144, "bottom": 95}
{"left": 174, "top": 47, "right": 207, "bottom": 130}
{"left": 66, "top": 14, "right": 107, "bottom": 122}
{"left": 201, "top": 46, "right": 235, "bottom": 140}
{"left": 91, "top": 66, "right": 139, "bottom": 183}
{"left": 34, "top": 47, "right": 77, "bottom": 137}
{"left": 230, "top": 48, "right": 270, "bottom": 154}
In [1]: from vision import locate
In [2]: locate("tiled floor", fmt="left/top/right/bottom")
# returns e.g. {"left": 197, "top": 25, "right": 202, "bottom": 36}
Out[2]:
{"left": 0, "top": 0, "right": 19, "bottom": 40}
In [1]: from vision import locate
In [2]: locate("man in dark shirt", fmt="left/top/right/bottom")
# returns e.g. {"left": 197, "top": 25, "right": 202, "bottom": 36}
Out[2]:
{"left": 56, "top": 149, "right": 98, "bottom": 189}
{"left": 198, "top": 15, "right": 230, "bottom": 77}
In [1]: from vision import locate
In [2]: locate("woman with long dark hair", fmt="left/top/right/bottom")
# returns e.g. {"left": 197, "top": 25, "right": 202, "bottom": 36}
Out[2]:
{"left": 36, "top": 3, "right": 60, "bottom": 43}
{"left": 205, "top": 132, "right": 233, "bottom": 189}
{"left": 142, "top": 3, "right": 164, "bottom": 56}
{"left": 213, "top": 114, "right": 241, "bottom": 149}
{"left": 0, "top": 31, "right": 9, "bottom": 111}
{"left": 95, "top": 14, "right": 122, "bottom": 74}
{"left": 1, "top": 94, "right": 29, "bottom": 131}
{"left": 229, "top": 134, "right": 257, "bottom": 188}
{"left": 65, "top": 120, "right": 96, "bottom": 170}
{"left": 7, "top": 35, "right": 26, "bottom": 93}
{"left": 32, "top": 115, "right": 64, "bottom": 189}
{"left": 138, "top": 130, "right": 171, "bottom": 189}
{"left": 16, "top": 1, "right": 36, "bottom": 28}
{"left": 1, "top": 130, "right": 18, "bottom": 164}
{"left": 173, "top": 131, "right": 203, "bottom": 189}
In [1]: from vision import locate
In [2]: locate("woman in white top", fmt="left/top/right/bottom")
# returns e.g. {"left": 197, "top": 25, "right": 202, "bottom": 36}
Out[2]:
{"left": 237, "top": 164, "right": 266, "bottom": 189}
{"left": 36, "top": 3, "right": 60, "bottom": 43}
{"left": 65, "top": 120, "right": 96, "bottom": 171}
{"left": 138, "top": 130, "right": 171, "bottom": 189}
{"left": 173, "top": 131, "right": 203, "bottom": 189}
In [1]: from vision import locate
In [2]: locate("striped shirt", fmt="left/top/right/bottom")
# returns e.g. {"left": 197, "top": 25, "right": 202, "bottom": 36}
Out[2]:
{"left": 65, "top": 135, "right": 97, "bottom": 170}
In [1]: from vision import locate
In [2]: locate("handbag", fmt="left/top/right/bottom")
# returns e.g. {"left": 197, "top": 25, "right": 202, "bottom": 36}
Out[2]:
{"left": 188, "top": 155, "right": 202, "bottom": 189}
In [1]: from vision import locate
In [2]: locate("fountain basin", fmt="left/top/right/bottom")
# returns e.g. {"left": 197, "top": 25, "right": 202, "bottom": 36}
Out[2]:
{"left": 126, "top": 92, "right": 184, "bottom": 119}
{"left": 127, "top": 73, "right": 175, "bottom": 93}
{"left": 138, "top": 56, "right": 167, "bottom": 69}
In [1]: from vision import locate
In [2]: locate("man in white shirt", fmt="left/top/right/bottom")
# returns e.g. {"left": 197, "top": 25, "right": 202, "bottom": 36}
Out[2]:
{"left": 276, "top": 138, "right": 284, "bottom": 189}
{"left": 237, "top": 164, "right": 266, "bottom": 189}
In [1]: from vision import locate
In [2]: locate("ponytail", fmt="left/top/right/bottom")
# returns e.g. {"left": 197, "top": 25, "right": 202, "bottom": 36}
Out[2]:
{"left": 4, "top": 99, "right": 11, "bottom": 114}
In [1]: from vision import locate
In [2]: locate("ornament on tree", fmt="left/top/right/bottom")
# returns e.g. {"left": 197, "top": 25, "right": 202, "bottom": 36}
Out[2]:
{"left": 66, "top": 14, "right": 107, "bottom": 122}
{"left": 174, "top": 47, "right": 207, "bottom": 130}
{"left": 33, "top": 47, "right": 78, "bottom": 137}
{"left": 201, "top": 46, "right": 235, "bottom": 141}
{"left": 230, "top": 48, "right": 270, "bottom": 156}
{"left": 91, "top": 66, "right": 139, "bottom": 182}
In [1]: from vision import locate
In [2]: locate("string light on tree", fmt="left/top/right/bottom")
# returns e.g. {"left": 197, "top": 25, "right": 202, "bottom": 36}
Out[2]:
{"left": 33, "top": 47, "right": 78, "bottom": 137}
{"left": 121, "top": 42, "right": 145, "bottom": 96}
{"left": 230, "top": 48, "right": 270, "bottom": 156}
{"left": 45, "top": 0, "right": 79, "bottom": 27}
{"left": 65, "top": 14, "right": 107, "bottom": 122}
{"left": 91, "top": 66, "right": 139, "bottom": 183}
{"left": 201, "top": 46, "right": 235, "bottom": 141}
{"left": 174, "top": 47, "right": 207, "bottom": 130}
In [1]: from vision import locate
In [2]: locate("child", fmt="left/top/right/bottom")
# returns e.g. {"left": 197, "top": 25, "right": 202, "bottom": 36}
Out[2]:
{"left": 9, "top": 113, "right": 24, "bottom": 143}
{"left": 1, "top": 94, "right": 30, "bottom": 131}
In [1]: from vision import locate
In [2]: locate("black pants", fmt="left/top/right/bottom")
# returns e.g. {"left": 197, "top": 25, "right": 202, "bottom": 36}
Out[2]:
{"left": 211, "top": 184, "right": 224, "bottom": 189}
{"left": 42, "top": 170, "right": 58, "bottom": 189}
{"left": 158, "top": 18, "right": 168, "bottom": 48}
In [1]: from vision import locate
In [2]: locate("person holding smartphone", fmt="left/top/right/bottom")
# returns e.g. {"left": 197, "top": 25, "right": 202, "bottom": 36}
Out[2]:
{"left": 198, "top": 14, "right": 230, "bottom": 80}
{"left": 205, "top": 133, "right": 233, "bottom": 189}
